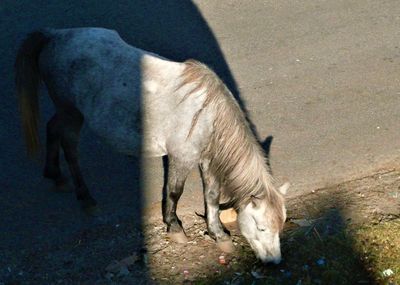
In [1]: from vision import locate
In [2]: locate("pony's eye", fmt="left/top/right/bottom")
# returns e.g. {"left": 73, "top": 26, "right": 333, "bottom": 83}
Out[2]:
{"left": 258, "top": 227, "right": 266, "bottom": 232}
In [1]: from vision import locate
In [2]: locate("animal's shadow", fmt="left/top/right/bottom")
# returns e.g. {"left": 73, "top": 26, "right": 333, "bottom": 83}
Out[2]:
{"left": 0, "top": 1, "right": 241, "bottom": 283}
{"left": 1, "top": 3, "right": 238, "bottom": 228}
{"left": 0, "top": 1, "right": 272, "bottom": 283}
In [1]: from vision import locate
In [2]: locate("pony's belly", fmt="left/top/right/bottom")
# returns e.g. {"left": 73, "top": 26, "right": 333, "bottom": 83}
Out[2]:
{"left": 78, "top": 92, "right": 141, "bottom": 156}
{"left": 91, "top": 122, "right": 142, "bottom": 156}
{"left": 88, "top": 114, "right": 166, "bottom": 157}
{"left": 93, "top": 131, "right": 166, "bottom": 157}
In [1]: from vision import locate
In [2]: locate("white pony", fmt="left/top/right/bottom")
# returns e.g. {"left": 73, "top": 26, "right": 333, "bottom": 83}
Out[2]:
{"left": 15, "top": 28, "right": 287, "bottom": 264}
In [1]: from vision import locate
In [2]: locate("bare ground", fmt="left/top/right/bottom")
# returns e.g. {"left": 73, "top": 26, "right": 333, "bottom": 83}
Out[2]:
{"left": 4, "top": 168, "right": 398, "bottom": 284}
{"left": 143, "top": 168, "right": 400, "bottom": 285}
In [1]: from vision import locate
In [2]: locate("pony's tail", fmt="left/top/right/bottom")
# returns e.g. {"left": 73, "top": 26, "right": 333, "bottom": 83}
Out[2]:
{"left": 15, "top": 31, "right": 50, "bottom": 157}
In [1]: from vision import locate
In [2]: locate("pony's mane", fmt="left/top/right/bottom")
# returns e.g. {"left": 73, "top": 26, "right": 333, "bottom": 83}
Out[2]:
{"left": 179, "top": 59, "right": 285, "bottom": 230}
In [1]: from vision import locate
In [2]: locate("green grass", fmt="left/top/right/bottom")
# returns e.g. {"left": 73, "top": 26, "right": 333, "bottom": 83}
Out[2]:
{"left": 193, "top": 218, "right": 400, "bottom": 285}
{"left": 353, "top": 219, "right": 400, "bottom": 285}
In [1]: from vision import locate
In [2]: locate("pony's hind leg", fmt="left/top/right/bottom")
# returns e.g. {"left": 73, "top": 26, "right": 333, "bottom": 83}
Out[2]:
{"left": 58, "top": 110, "right": 98, "bottom": 215}
{"left": 43, "top": 114, "right": 69, "bottom": 191}
{"left": 163, "top": 156, "right": 193, "bottom": 243}
{"left": 200, "top": 159, "right": 234, "bottom": 253}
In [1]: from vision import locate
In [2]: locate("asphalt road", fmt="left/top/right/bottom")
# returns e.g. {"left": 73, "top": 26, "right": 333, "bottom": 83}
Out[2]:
{"left": 194, "top": 0, "right": 400, "bottom": 193}
{"left": 0, "top": 0, "right": 399, "bottom": 282}
{"left": 147, "top": 0, "right": 400, "bottom": 205}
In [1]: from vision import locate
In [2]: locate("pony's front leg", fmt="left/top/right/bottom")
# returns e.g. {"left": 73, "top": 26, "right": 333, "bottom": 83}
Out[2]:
{"left": 163, "top": 156, "right": 192, "bottom": 243}
{"left": 200, "top": 159, "right": 234, "bottom": 253}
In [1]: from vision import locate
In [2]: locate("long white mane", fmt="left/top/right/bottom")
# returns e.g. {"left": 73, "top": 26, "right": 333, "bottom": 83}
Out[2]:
{"left": 178, "top": 60, "right": 285, "bottom": 229}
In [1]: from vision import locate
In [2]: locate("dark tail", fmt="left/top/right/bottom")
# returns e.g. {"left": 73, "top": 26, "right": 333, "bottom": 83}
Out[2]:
{"left": 15, "top": 31, "right": 50, "bottom": 157}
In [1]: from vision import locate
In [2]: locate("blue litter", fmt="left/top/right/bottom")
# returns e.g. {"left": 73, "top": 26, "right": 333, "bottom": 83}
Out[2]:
{"left": 316, "top": 258, "right": 326, "bottom": 266}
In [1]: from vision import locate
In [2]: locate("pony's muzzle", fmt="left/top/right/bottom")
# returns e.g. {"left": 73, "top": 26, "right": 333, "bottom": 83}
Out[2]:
{"left": 261, "top": 255, "right": 282, "bottom": 265}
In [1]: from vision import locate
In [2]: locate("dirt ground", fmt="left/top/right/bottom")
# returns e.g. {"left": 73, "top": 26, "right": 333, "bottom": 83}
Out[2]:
{"left": 2, "top": 168, "right": 398, "bottom": 285}
{"left": 1, "top": 1, "right": 400, "bottom": 284}
{"left": 143, "top": 168, "right": 400, "bottom": 285}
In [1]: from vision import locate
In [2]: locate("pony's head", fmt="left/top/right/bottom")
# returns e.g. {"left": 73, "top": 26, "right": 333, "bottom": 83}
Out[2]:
{"left": 237, "top": 183, "right": 289, "bottom": 264}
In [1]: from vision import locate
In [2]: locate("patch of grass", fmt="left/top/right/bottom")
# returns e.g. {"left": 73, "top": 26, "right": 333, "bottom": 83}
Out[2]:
{"left": 353, "top": 219, "right": 400, "bottom": 285}
{"left": 193, "top": 226, "right": 368, "bottom": 284}
{"left": 193, "top": 218, "right": 400, "bottom": 285}
{"left": 156, "top": 170, "right": 400, "bottom": 284}
{"left": 280, "top": 228, "right": 368, "bottom": 285}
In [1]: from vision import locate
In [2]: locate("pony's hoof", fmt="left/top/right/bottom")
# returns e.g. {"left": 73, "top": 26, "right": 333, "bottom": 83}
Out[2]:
{"left": 168, "top": 231, "right": 188, "bottom": 243}
{"left": 217, "top": 239, "right": 235, "bottom": 253}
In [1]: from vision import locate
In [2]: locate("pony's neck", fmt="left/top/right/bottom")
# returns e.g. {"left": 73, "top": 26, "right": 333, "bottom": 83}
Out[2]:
{"left": 177, "top": 59, "right": 283, "bottom": 222}
{"left": 205, "top": 91, "right": 275, "bottom": 208}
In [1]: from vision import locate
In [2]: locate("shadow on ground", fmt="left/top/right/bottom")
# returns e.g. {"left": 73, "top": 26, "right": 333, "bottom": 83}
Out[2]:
{"left": 0, "top": 1, "right": 238, "bottom": 284}
{"left": 142, "top": 169, "right": 400, "bottom": 284}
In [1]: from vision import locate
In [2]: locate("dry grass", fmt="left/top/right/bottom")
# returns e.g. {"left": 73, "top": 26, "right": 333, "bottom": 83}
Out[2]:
{"left": 188, "top": 169, "right": 400, "bottom": 285}
{"left": 353, "top": 219, "right": 400, "bottom": 285}
{"left": 190, "top": 218, "right": 399, "bottom": 285}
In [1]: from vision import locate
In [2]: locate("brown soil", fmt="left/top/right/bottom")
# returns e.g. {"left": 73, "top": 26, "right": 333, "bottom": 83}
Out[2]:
{"left": 124, "top": 168, "right": 399, "bottom": 284}
{"left": 3, "top": 169, "right": 399, "bottom": 284}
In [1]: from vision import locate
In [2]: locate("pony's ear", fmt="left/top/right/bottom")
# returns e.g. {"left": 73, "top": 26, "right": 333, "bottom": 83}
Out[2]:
{"left": 279, "top": 182, "right": 290, "bottom": 195}
{"left": 250, "top": 195, "right": 263, "bottom": 207}
{"left": 261, "top": 136, "right": 273, "bottom": 157}
{"left": 261, "top": 136, "right": 273, "bottom": 174}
